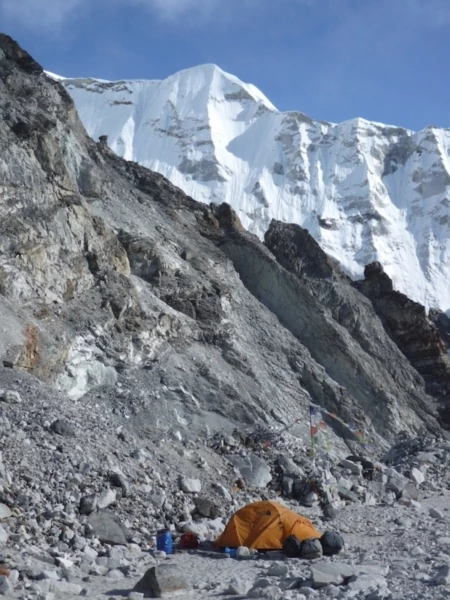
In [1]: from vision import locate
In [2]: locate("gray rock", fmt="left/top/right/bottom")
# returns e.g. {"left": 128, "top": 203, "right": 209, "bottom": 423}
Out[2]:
{"left": 49, "top": 419, "right": 76, "bottom": 437}
{"left": 267, "top": 563, "right": 289, "bottom": 577}
{"left": 134, "top": 564, "right": 189, "bottom": 598}
{"left": 355, "top": 564, "right": 390, "bottom": 577}
{"left": 363, "top": 491, "right": 377, "bottom": 506}
{"left": 322, "top": 503, "right": 338, "bottom": 520}
{"left": 340, "top": 459, "right": 363, "bottom": 476}
{"left": 0, "top": 526, "right": 7, "bottom": 545}
{"left": 128, "top": 593, "right": 145, "bottom": 600}
{"left": 2, "top": 391, "right": 21, "bottom": 404}
{"left": 277, "top": 455, "right": 303, "bottom": 477}
{"left": 194, "top": 497, "right": 218, "bottom": 518}
{"left": 79, "top": 494, "right": 98, "bottom": 515}
{"left": 347, "top": 573, "right": 387, "bottom": 593}
{"left": 180, "top": 478, "right": 202, "bottom": 493}
{"left": 385, "top": 471, "right": 409, "bottom": 497}
{"left": 0, "top": 505, "right": 12, "bottom": 520}
{"left": 107, "top": 568, "right": 125, "bottom": 580}
{"left": 0, "top": 575, "right": 12, "bottom": 595}
{"left": 225, "top": 454, "right": 272, "bottom": 488}
{"left": 310, "top": 563, "right": 356, "bottom": 588}
{"left": 224, "top": 577, "right": 251, "bottom": 595}
{"left": 148, "top": 490, "right": 166, "bottom": 508}
{"left": 38, "top": 570, "right": 60, "bottom": 581}
{"left": 434, "top": 564, "right": 450, "bottom": 585}
{"left": 438, "top": 537, "right": 450, "bottom": 545}
{"left": 97, "top": 488, "right": 117, "bottom": 509}
{"left": 337, "top": 486, "right": 359, "bottom": 503}
{"left": 247, "top": 584, "right": 283, "bottom": 599}
{"left": 410, "top": 467, "right": 425, "bottom": 484}
{"left": 429, "top": 507, "right": 444, "bottom": 519}
{"left": 50, "top": 580, "right": 82, "bottom": 594}
{"left": 109, "top": 471, "right": 131, "bottom": 497}
{"left": 282, "top": 476, "right": 294, "bottom": 497}
{"left": 87, "top": 511, "right": 128, "bottom": 545}
{"left": 214, "top": 484, "right": 231, "bottom": 501}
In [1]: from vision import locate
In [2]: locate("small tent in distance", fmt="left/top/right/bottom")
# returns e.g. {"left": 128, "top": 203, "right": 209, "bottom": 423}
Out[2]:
{"left": 215, "top": 500, "right": 321, "bottom": 550}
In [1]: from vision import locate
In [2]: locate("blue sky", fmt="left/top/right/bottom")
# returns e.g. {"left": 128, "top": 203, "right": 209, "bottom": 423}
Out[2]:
{"left": 1, "top": 0, "right": 449, "bottom": 130}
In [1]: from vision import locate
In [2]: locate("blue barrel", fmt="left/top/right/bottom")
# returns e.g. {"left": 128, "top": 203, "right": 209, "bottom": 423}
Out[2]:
{"left": 156, "top": 529, "right": 173, "bottom": 554}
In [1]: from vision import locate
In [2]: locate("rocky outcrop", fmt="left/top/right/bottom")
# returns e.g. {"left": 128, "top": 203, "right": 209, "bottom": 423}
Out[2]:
{"left": 262, "top": 221, "right": 444, "bottom": 432}
{"left": 0, "top": 34, "right": 446, "bottom": 457}
{"left": 355, "top": 262, "right": 450, "bottom": 423}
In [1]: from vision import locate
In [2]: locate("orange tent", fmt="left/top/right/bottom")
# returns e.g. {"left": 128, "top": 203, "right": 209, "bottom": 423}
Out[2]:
{"left": 214, "top": 500, "right": 321, "bottom": 550}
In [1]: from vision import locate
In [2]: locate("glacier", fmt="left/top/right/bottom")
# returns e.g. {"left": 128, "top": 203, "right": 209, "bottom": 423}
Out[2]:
{"left": 48, "top": 64, "right": 450, "bottom": 313}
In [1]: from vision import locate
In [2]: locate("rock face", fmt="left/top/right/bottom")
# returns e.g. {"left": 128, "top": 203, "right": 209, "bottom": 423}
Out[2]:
{"left": 0, "top": 33, "right": 446, "bottom": 457}
{"left": 356, "top": 262, "right": 450, "bottom": 423}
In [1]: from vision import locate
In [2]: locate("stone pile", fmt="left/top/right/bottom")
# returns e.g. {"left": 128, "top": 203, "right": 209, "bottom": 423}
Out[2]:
{"left": 382, "top": 434, "right": 450, "bottom": 492}
{"left": 209, "top": 425, "right": 450, "bottom": 520}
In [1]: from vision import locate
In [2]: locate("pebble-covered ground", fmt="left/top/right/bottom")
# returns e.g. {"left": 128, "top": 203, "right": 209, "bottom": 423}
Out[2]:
{"left": 1, "top": 369, "right": 450, "bottom": 599}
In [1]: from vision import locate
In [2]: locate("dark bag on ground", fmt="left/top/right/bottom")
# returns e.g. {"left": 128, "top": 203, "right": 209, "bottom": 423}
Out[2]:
{"left": 320, "top": 531, "right": 344, "bottom": 555}
{"left": 282, "top": 535, "right": 303, "bottom": 557}
{"left": 300, "top": 538, "right": 323, "bottom": 559}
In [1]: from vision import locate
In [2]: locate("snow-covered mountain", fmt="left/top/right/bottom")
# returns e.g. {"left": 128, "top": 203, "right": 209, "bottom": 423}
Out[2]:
{"left": 49, "top": 65, "right": 450, "bottom": 313}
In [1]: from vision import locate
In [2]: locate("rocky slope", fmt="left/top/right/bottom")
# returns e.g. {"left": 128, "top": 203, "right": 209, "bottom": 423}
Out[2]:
{"left": 0, "top": 33, "right": 447, "bottom": 458}
{"left": 356, "top": 262, "right": 450, "bottom": 423}
{"left": 2, "top": 32, "right": 450, "bottom": 600}
{"left": 50, "top": 66, "right": 450, "bottom": 314}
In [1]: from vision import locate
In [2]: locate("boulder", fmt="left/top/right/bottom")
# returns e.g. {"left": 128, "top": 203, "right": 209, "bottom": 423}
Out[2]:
{"left": 180, "top": 478, "right": 201, "bottom": 493}
{"left": 309, "top": 563, "right": 388, "bottom": 589}
{"left": 0, "top": 504, "right": 12, "bottom": 520}
{"left": 347, "top": 573, "right": 388, "bottom": 593}
{"left": 49, "top": 419, "right": 76, "bottom": 437}
{"left": 434, "top": 564, "right": 450, "bottom": 585}
{"left": 225, "top": 454, "right": 272, "bottom": 488}
{"left": 133, "top": 564, "right": 189, "bottom": 598}
{"left": 87, "top": 511, "right": 128, "bottom": 545}
{"left": 247, "top": 584, "right": 283, "bottom": 599}
{"left": 340, "top": 459, "right": 363, "bottom": 476}
{"left": 0, "top": 575, "right": 12, "bottom": 595}
{"left": 310, "top": 563, "right": 356, "bottom": 588}
{"left": 429, "top": 507, "right": 444, "bottom": 519}
{"left": 224, "top": 577, "right": 251, "bottom": 596}
{"left": 109, "top": 471, "right": 131, "bottom": 497}
{"left": 410, "top": 467, "right": 425, "bottom": 485}
{"left": 79, "top": 494, "right": 98, "bottom": 515}
{"left": 337, "top": 486, "right": 359, "bottom": 503}
{"left": 97, "top": 488, "right": 117, "bottom": 509}
{"left": 2, "top": 391, "right": 21, "bottom": 403}
{"left": 276, "top": 455, "right": 303, "bottom": 477}
{"left": 194, "top": 497, "right": 218, "bottom": 518}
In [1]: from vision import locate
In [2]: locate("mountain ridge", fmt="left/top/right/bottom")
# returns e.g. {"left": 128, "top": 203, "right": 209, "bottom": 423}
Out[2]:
{"left": 1, "top": 32, "right": 447, "bottom": 453}
{"left": 50, "top": 65, "right": 450, "bottom": 314}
